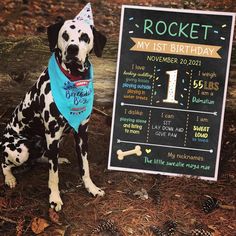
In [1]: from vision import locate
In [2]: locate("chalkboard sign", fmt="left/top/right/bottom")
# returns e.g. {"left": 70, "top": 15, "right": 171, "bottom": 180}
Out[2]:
{"left": 108, "top": 6, "right": 235, "bottom": 180}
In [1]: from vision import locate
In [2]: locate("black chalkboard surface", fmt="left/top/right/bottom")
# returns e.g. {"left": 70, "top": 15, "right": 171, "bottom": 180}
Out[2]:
{"left": 108, "top": 6, "right": 235, "bottom": 180}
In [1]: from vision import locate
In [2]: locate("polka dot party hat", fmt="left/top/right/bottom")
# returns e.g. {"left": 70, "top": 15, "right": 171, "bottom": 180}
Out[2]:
{"left": 74, "top": 3, "right": 94, "bottom": 26}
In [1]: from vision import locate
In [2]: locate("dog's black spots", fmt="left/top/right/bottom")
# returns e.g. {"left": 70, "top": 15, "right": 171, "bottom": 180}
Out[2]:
{"left": 2, "top": 164, "right": 7, "bottom": 168}
{"left": 33, "top": 115, "right": 42, "bottom": 124}
{"left": 62, "top": 31, "right": 69, "bottom": 42}
{"left": 7, "top": 137, "right": 14, "bottom": 143}
{"left": 49, "top": 162, "right": 52, "bottom": 170}
{"left": 48, "top": 121, "right": 59, "bottom": 138}
{"left": 45, "top": 130, "right": 51, "bottom": 135}
{"left": 48, "top": 120, "right": 57, "bottom": 130}
{"left": 22, "top": 117, "right": 31, "bottom": 126}
{"left": 46, "top": 140, "right": 59, "bottom": 162}
{"left": 51, "top": 127, "right": 60, "bottom": 139}
{"left": 78, "top": 29, "right": 81, "bottom": 33}
{"left": 70, "top": 25, "right": 75, "bottom": 29}
{"left": 7, "top": 144, "right": 16, "bottom": 151}
{"left": 81, "top": 144, "right": 88, "bottom": 156}
{"left": 15, "top": 141, "right": 22, "bottom": 148}
{"left": 44, "top": 82, "right": 50, "bottom": 95}
{"left": 6, "top": 129, "right": 15, "bottom": 136}
{"left": 17, "top": 148, "right": 22, "bottom": 153}
{"left": 16, "top": 158, "right": 20, "bottom": 163}
{"left": 16, "top": 139, "right": 25, "bottom": 145}
{"left": 22, "top": 107, "right": 34, "bottom": 121}
{"left": 40, "top": 94, "right": 46, "bottom": 110}
{"left": 81, "top": 169, "right": 85, "bottom": 176}
{"left": 3, "top": 152, "right": 9, "bottom": 158}
{"left": 30, "top": 85, "right": 38, "bottom": 99}
{"left": 79, "top": 33, "right": 90, "bottom": 43}
{"left": 52, "top": 158, "right": 58, "bottom": 172}
{"left": 49, "top": 140, "right": 58, "bottom": 152}
{"left": 37, "top": 72, "right": 48, "bottom": 89}
{"left": 50, "top": 201, "right": 57, "bottom": 208}
{"left": 49, "top": 103, "right": 60, "bottom": 118}
{"left": 44, "top": 110, "right": 49, "bottom": 123}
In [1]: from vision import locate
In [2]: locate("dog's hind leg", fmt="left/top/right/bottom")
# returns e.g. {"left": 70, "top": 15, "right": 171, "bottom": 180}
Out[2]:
{"left": 1, "top": 137, "right": 30, "bottom": 188}
{"left": 75, "top": 118, "right": 105, "bottom": 197}
{"left": 2, "top": 162, "right": 16, "bottom": 188}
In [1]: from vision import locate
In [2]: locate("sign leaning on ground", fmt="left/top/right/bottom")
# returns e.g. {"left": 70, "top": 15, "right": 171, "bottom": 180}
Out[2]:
{"left": 108, "top": 5, "right": 235, "bottom": 180}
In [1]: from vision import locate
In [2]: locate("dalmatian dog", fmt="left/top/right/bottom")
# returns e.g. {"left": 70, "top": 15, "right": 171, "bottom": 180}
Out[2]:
{"left": 0, "top": 4, "right": 106, "bottom": 211}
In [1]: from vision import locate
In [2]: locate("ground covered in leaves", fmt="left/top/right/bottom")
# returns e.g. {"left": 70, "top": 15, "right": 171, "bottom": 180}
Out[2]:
{"left": 0, "top": 0, "right": 236, "bottom": 41}
{"left": 0, "top": 108, "right": 235, "bottom": 236}
{"left": 0, "top": 0, "right": 236, "bottom": 236}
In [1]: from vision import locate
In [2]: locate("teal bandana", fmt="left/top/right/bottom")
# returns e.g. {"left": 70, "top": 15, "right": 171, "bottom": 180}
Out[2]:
{"left": 48, "top": 53, "right": 94, "bottom": 132}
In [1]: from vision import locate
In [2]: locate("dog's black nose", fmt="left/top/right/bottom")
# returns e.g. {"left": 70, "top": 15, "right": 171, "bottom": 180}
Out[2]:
{"left": 67, "top": 44, "right": 79, "bottom": 56}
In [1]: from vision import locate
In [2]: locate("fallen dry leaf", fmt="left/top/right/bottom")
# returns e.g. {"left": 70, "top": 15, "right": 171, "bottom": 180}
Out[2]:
{"left": 31, "top": 217, "right": 50, "bottom": 234}
{"left": 38, "top": 225, "right": 67, "bottom": 236}
{"left": 208, "top": 225, "right": 221, "bottom": 236}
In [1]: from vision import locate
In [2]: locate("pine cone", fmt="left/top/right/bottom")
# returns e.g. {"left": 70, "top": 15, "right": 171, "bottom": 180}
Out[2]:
{"left": 163, "top": 220, "right": 177, "bottom": 235}
{"left": 191, "top": 228, "right": 212, "bottom": 236}
{"left": 92, "top": 219, "right": 119, "bottom": 235}
{"left": 202, "top": 195, "right": 219, "bottom": 213}
{"left": 150, "top": 226, "right": 168, "bottom": 236}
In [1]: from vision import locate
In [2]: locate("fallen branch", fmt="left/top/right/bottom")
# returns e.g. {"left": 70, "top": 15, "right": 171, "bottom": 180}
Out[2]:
{"left": 93, "top": 107, "right": 110, "bottom": 117}
{"left": 0, "top": 215, "right": 17, "bottom": 224}
{"left": 219, "top": 204, "right": 236, "bottom": 210}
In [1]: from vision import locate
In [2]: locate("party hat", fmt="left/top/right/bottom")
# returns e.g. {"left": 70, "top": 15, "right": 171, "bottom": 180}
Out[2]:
{"left": 74, "top": 3, "right": 94, "bottom": 26}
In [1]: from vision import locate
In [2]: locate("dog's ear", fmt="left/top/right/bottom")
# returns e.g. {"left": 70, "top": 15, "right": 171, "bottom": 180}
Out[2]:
{"left": 47, "top": 19, "right": 64, "bottom": 52}
{"left": 93, "top": 28, "right": 107, "bottom": 57}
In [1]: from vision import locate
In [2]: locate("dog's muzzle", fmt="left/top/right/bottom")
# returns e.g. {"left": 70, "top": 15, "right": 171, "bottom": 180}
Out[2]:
{"left": 66, "top": 44, "right": 79, "bottom": 61}
{"left": 65, "top": 44, "right": 88, "bottom": 72}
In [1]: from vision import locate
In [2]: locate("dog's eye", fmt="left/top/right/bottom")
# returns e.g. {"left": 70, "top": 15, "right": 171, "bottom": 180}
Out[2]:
{"left": 79, "top": 33, "right": 90, "bottom": 43}
{"left": 62, "top": 31, "right": 69, "bottom": 42}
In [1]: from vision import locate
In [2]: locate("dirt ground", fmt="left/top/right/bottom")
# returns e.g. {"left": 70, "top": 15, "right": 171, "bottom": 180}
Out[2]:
{"left": 0, "top": 0, "right": 236, "bottom": 236}
{"left": 0, "top": 109, "right": 235, "bottom": 236}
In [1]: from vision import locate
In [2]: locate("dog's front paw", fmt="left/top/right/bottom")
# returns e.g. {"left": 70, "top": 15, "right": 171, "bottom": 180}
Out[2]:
{"left": 93, "top": 187, "right": 105, "bottom": 197}
{"left": 5, "top": 175, "right": 17, "bottom": 188}
{"left": 83, "top": 178, "right": 105, "bottom": 197}
{"left": 88, "top": 185, "right": 105, "bottom": 197}
{"left": 49, "top": 194, "right": 63, "bottom": 212}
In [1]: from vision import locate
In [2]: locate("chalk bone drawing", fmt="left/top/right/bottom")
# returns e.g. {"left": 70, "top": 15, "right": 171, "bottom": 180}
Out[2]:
{"left": 117, "top": 145, "right": 142, "bottom": 160}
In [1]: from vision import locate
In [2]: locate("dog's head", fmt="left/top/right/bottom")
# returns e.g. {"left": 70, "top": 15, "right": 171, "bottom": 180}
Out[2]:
{"left": 47, "top": 6, "right": 106, "bottom": 73}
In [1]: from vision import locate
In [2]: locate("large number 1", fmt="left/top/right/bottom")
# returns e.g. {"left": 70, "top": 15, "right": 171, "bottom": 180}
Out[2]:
{"left": 163, "top": 70, "right": 179, "bottom": 104}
